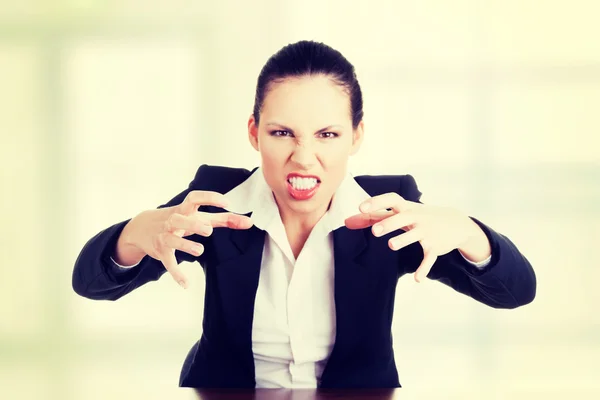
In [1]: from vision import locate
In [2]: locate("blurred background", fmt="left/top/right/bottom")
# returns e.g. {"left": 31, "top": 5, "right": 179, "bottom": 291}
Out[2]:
{"left": 1, "top": 0, "right": 599, "bottom": 399}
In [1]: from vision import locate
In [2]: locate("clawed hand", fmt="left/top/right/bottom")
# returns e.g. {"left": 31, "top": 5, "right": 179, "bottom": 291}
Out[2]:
{"left": 345, "top": 193, "right": 480, "bottom": 282}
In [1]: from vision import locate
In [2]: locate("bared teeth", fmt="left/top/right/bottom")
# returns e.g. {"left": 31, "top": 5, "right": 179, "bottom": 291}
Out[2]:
{"left": 289, "top": 177, "right": 318, "bottom": 190}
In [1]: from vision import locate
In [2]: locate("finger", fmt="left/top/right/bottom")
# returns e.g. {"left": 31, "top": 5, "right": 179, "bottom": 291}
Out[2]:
{"left": 160, "top": 250, "right": 189, "bottom": 289}
{"left": 178, "top": 191, "right": 230, "bottom": 215}
{"left": 414, "top": 249, "right": 437, "bottom": 283}
{"left": 344, "top": 210, "right": 394, "bottom": 230}
{"left": 160, "top": 231, "right": 205, "bottom": 258}
{"left": 360, "top": 193, "right": 413, "bottom": 214}
{"left": 371, "top": 211, "right": 418, "bottom": 237}
{"left": 202, "top": 212, "right": 254, "bottom": 230}
{"left": 388, "top": 228, "right": 423, "bottom": 251}
{"left": 166, "top": 213, "right": 214, "bottom": 237}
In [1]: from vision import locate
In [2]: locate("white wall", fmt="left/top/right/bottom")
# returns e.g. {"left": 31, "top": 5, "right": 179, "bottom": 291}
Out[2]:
{"left": 1, "top": 1, "right": 599, "bottom": 398}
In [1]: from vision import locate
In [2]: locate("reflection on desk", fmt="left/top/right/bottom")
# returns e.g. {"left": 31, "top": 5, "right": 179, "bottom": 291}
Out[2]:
{"left": 193, "top": 388, "right": 401, "bottom": 399}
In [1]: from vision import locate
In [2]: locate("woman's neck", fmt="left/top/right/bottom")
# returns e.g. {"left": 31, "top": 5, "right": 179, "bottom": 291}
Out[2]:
{"left": 278, "top": 195, "right": 332, "bottom": 232}
{"left": 276, "top": 198, "right": 332, "bottom": 259}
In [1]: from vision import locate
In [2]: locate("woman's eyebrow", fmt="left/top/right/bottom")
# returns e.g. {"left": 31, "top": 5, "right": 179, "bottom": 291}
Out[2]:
{"left": 315, "top": 125, "right": 343, "bottom": 133}
{"left": 265, "top": 122, "right": 343, "bottom": 133}
{"left": 265, "top": 122, "right": 294, "bottom": 132}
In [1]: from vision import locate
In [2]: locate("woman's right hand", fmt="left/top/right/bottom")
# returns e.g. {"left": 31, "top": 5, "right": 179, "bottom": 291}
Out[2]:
{"left": 119, "top": 190, "right": 253, "bottom": 289}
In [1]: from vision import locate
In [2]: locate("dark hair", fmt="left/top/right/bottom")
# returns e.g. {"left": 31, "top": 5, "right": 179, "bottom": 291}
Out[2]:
{"left": 252, "top": 40, "right": 364, "bottom": 129}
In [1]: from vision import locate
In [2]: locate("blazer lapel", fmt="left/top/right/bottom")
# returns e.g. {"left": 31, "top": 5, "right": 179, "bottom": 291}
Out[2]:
{"left": 325, "top": 226, "right": 375, "bottom": 362}
{"left": 211, "top": 218, "right": 266, "bottom": 370}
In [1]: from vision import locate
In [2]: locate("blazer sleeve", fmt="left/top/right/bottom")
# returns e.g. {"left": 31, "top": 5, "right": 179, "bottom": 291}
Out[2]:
{"left": 399, "top": 175, "right": 537, "bottom": 309}
{"left": 71, "top": 165, "right": 210, "bottom": 301}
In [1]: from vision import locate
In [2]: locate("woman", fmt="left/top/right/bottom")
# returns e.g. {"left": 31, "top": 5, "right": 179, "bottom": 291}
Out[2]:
{"left": 72, "top": 40, "right": 536, "bottom": 389}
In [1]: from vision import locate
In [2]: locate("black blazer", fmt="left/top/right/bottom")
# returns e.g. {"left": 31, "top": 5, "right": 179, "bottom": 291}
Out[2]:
{"left": 72, "top": 164, "right": 536, "bottom": 389}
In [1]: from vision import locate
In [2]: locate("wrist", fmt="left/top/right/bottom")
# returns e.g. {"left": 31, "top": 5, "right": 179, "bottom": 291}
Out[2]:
{"left": 114, "top": 215, "right": 147, "bottom": 265}
{"left": 458, "top": 218, "right": 492, "bottom": 263}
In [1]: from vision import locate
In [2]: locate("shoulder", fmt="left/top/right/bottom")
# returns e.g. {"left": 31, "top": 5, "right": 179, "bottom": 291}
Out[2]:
{"left": 354, "top": 173, "right": 422, "bottom": 203}
{"left": 189, "top": 164, "right": 257, "bottom": 194}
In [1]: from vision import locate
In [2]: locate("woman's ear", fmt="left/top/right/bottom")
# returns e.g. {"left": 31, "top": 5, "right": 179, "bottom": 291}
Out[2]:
{"left": 350, "top": 120, "right": 364, "bottom": 156}
{"left": 248, "top": 114, "right": 259, "bottom": 151}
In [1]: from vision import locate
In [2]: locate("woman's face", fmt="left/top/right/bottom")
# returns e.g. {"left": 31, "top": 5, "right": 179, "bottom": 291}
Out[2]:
{"left": 248, "top": 74, "right": 363, "bottom": 218}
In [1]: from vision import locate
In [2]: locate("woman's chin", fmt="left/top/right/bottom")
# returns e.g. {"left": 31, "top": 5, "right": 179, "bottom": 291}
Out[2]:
{"left": 273, "top": 186, "right": 330, "bottom": 216}
{"left": 288, "top": 195, "right": 330, "bottom": 216}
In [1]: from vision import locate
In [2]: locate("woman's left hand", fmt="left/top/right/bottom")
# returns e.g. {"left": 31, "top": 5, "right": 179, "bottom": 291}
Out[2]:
{"left": 344, "top": 193, "right": 491, "bottom": 282}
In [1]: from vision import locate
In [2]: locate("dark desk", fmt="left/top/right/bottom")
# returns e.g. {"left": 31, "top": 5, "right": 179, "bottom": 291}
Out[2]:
{"left": 193, "top": 389, "right": 401, "bottom": 399}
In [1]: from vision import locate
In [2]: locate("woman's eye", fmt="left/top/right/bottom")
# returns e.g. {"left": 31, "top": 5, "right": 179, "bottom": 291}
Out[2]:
{"left": 271, "top": 130, "right": 292, "bottom": 137}
{"left": 319, "top": 132, "right": 338, "bottom": 139}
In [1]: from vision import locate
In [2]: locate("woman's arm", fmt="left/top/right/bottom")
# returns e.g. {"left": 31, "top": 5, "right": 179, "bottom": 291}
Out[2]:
{"left": 72, "top": 164, "right": 254, "bottom": 301}
{"left": 71, "top": 191, "right": 204, "bottom": 301}
{"left": 399, "top": 175, "right": 537, "bottom": 309}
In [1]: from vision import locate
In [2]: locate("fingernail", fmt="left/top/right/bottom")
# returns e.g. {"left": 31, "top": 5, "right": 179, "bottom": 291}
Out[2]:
{"left": 361, "top": 202, "right": 371, "bottom": 211}
{"left": 373, "top": 224, "right": 383, "bottom": 235}
{"left": 178, "top": 280, "right": 187, "bottom": 289}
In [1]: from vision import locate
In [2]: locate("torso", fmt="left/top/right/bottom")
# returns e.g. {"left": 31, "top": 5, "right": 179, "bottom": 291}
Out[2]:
{"left": 252, "top": 212, "right": 337, "bottom": 388}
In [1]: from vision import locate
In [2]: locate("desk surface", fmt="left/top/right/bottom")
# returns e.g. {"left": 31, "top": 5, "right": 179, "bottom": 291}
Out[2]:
{"left": 193, "top": 389, "right": 401, "bottom": 399}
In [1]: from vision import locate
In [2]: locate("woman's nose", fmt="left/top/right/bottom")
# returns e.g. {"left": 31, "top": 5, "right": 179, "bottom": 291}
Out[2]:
{"left": 290, "top": 144, "right": 317, "bottom": 168}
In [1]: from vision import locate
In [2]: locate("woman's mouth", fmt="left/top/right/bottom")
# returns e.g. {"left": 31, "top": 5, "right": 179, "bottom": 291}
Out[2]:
{"left": 286, "top": 175, "right": 321, "bottom": 201}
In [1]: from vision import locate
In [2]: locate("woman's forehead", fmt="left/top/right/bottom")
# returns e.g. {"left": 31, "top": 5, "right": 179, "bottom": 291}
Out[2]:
{"left": 261, "top": 75, "right": 352, "bottom": 127}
